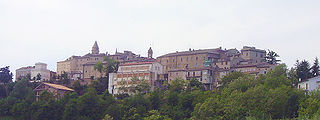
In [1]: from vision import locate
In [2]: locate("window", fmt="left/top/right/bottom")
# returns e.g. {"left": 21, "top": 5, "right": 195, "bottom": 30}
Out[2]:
{"left": 186, "top": 57, "right": 188, "bottom": 61}
{"left": 246, "top": 53, "right": 248, "bottom": 56}
{"left": 167, "top": 60, "right": 168, "bottom": 63}
{"left": 181, "top": 58, "right": 183, "bottom": 62}
{"left": 306, "top": 83, "right": 308, "bottom": 90}
{"left": 196, "top": 57, "right": 198, "bottom": 60}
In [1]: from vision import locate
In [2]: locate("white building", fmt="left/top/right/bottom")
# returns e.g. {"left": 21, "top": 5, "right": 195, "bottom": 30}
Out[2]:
{"left": 16, "top": 62, "right": 51, "bottom": 81}
{"left": 109, "top": 61, "right": 164, "bottom": 95}
{"left": 298, "top": 76, "right": 320, "bottom": 92}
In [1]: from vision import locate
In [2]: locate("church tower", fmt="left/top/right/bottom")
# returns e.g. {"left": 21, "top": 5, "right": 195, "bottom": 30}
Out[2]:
{"left": 148, "top": 47, "right": 153, "bottom": 58}
{"left": 92, "top": 41, "right": 99, "bottom": 54}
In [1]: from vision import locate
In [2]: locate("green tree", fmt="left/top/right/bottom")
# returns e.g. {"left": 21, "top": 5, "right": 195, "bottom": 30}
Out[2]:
{"left": 59, "top": 72, "right": 70, "bottom": 86}
{"left": 9, "top": 79, "right": 35, "bottom": 103}
{"left": 296, "top": 60, "right": 312, "bottom": 81}
{"left": 94, "top": 61, "right": 104, "bottom": 78}
{"left": 219, "top": 71, "right": 245, "bottom": 89}
{"left": 311, "top": 57, "right": 320, "bottom": 77}
{"left": 36, "top": 73, "right": 42, "bottom": 81}
{"left": 103, "top": 57, "right": 119, "bottom": 77}
{"left": 102, "top": 114, "right": 113, "bottom": 120}
{"left": 134, "top": 77, "right": 151, "bottom": 94}
{"left": 0, "top": 66, "right": 13, "bottom": 84}
{"left": 10, "top": 100, "right": 31, "bottom": 120}
{"left": 143, "top": 110, "right": 172, "bottom": 120}
{"left": 266, "top": 50, "right": 281, "bottom": 64}
{"left": 63, "top": 99, "right": 80, "bottom": 120}
{"left": 78, "top": 87, "right": 104, "bottom": 120}
{"left": 72, "top": 80, "right": 87, "bottom": 95}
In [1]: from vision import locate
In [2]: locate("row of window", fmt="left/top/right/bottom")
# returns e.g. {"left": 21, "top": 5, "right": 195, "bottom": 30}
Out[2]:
{"left": 160, "top": 56, "right": 209, "bottom": 64}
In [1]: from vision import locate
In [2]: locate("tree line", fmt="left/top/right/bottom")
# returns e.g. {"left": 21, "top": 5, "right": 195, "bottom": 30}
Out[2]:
{"left": 1, "top": 63, "right": 320, "bottom": 120}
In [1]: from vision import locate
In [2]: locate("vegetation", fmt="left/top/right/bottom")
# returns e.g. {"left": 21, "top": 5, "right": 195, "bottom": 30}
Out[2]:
{"left": 266, "top": 50, "right": 281, "bottom": 64}
{"left": 2, "top": 64, "right": 320, "bottom": 119}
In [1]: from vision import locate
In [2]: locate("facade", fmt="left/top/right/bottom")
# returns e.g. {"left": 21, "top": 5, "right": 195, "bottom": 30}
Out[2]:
{"left": 16, "top": 62, "right": 52, "bottom": 81}
{"left": 31, "top": 63, "right": 51, "bottom": 81}
{"left": 34, "top": 82, "right": 74, "bottom": 100}
{"left": 56, "top": 41, "right": 107, "bottom": 80}
{"left": 16, "top": 66, "right": 34, "bottom": 80}
{"left": 233, "top": 63, "right": 275, "bottom": 75}
{"left": 156, "top": 46, "right": 272, "bottom": 90}
{"left": 298, "top": 76, "right": 320, "bottom": 92}
{"left": 109, "top": 61, "right": 164, "bottom": 95}
{"left": 57, "top": 41, "right": 155, "bottom": 81}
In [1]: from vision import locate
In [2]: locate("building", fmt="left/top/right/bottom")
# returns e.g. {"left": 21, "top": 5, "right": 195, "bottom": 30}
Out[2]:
{"left": 156, "top": 46, "right": 272, "bottom": 90}
{"left": 34, "top": 82, "right": 74, "bottom": 100}
{"left": 31, "top": 63, "right": 51, "bottom": 81}
{"left": 16, "top": 66, "right": 34, "bottom": 80}
{"left": 57, "top": 41, "right": 107, "bottom": 80}
{"left": 57, "top": 41, "right": 155, "bottom": 81}
{"left": 298, "top": 76, "right": 320, "bottom": 92}
{"left": 109, "top": 61, "right": 164, "bottom": 95}
{"left": 16, "top": 62, "right": 52, "bottom": 81}
{"left": 233, "top": 63, "right": 275, "bottom": 75}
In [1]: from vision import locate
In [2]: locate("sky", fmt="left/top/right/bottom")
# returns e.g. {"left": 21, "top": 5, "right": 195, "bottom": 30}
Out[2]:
{"left": 1, "top": 0, "right": 320, "bottom": 80}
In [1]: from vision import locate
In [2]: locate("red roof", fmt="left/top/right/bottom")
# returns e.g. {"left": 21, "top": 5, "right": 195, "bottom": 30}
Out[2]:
{"left": 120, "top": 61, "right": 155, "bottom": 66}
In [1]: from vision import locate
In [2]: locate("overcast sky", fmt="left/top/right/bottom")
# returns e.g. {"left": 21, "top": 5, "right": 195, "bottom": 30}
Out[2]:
{"left": 1, "top": 0, "right": 319, "bottom": 79}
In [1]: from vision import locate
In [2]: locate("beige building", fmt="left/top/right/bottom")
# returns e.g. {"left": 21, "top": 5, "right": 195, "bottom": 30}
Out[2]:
{"left": 16, "top": 62, "right": 52, "bottom": 81}
{"left": 57, "top": 41, "right": 155, "bottom": 81}
{"left": 57, "top": 41, "right": 106, "bottom": 80}
{"left": 109, "top": 61, "right": 164, "bottom": 95}
{"left": 157, "top": 46, "right": 272, "bottom": 90}
{"left": 16, "top": 66, "right": 34, "bottom": 80}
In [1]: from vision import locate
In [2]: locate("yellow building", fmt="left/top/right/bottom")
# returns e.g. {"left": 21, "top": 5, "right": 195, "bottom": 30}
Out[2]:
{"left": 57, "top": 41, "right": 155, "bottom": 81}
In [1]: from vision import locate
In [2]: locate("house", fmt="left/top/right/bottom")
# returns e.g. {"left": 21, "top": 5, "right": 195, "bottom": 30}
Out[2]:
{"left": 109, "top": 61, "right": 164, "bottom": 95}
{"left": 34, "top": 82, "right": 74, "bottom": 100}
{"left": 298, "top": 76, "right": 320, "bottom": 92}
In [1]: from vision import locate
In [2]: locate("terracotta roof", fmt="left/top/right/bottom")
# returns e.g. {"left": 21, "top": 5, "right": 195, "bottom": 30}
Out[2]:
{"left": 120, "top": 61, "right": 155, "bottom": 66}
{"left": 43, "top": 82, "right": 74, "bottom": 91}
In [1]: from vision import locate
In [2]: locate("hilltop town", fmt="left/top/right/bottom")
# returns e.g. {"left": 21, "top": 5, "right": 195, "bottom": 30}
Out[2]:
{"left": 15, "top": 41, "right": 276, "bottom": 95}
{"left": 1, "top": 41, "right": 320, "bottom": 120}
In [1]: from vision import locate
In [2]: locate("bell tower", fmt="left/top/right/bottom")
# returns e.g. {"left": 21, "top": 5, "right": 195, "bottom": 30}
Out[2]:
{"left": 92, "top": 41, "right": 99, "bottom": 54}
{"left": 148, "top": 47, "right": 153, "bottom": 58}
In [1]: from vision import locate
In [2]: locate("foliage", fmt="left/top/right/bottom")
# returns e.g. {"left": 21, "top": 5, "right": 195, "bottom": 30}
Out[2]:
{"left": 311, "top": 57, "right": 320, "bottom": 77}
{"left": 296, "top": 60, "right": 313, "bottom": 82}
{"left": 2, "top": 63, "right": 320, "bottom": 120}
{"left": 0, "top": 66, "right": 13, "bottom": 84}
{"left": 266, "top": 50, "right": 281, "bottom": 64}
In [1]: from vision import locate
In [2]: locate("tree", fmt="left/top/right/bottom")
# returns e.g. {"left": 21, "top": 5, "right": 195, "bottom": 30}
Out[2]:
{"left": 266, "top": 50, "right": 281, "bottom": 64}
{"left": 103, "top": 57, "right": 119, "bottom": 79}
{"left": 143, "top": 110, "right": 172, "bottom": 120}
{"left": 59, "top": 72, "right": 70, "bottom": 86}
{"left": 36, "top": 73, "right": 42, "bottom": 81}
{"left": 311, "top": 57, "right": 320, "bottom": 77}
{"left": 94, "top": 61, "right": 104, "bottom": 78}
{"left": 188, "top": 77, "right": 204, "bottom": 91}
{"left": 0, "top": 66, "right": 13, "bottom": 84}
{"left": 219, "top": 71, "right": 245, "bottom": 89}
{"left": 134, "top": 77, "right": 151, "bottom": 94}
{"left": 102, "top": 114, "right": 114, "bottom": 120}
{"left": 296, "top": 60, "right": 312, "bottom": 82}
